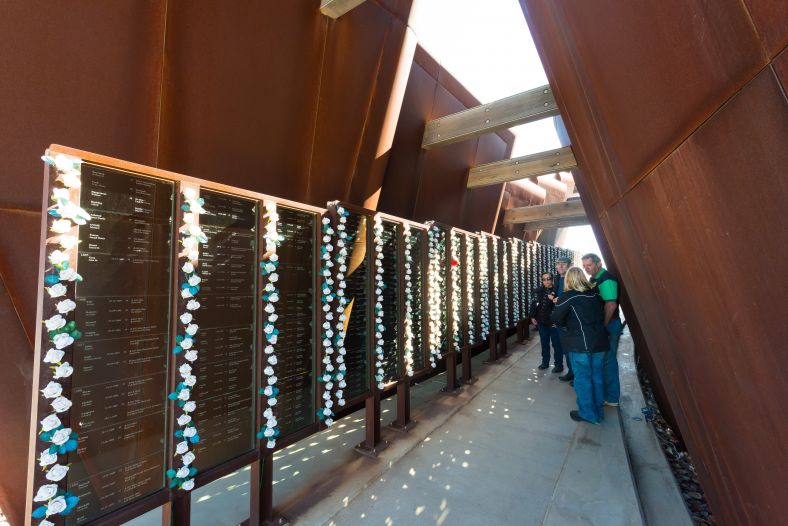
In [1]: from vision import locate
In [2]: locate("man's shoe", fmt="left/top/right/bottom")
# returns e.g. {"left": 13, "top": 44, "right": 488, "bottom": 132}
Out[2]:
{"left": 537, "top": 364, "right": 549, "bottom": 370}
{"left": 569, "top": 410, "right": 599, "bottom": 424}
{"left": 552, "top": 366, "right": 564, "bottom": 373}
{"left": 559, "top": 372, "right": 574, "bottom": 382}
{"left": 604, "top": 401, "right": 619, "bottom": 407}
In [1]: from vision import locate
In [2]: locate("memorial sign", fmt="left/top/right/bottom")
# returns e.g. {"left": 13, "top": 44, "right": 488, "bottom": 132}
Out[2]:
{"left": 378, "top": 219, "right": 400, "bottom": 384}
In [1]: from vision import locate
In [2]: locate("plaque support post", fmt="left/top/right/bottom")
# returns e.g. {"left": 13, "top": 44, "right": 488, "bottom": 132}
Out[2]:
{"left": 461, "top": 344, "right": 475, "bottom": 384}
{"left": 388, "top": 379, "right": 416, "bottom": 432}
{"left": 355, "top": 391, "right": 389, "bottom": 457}
{"left": 499, "top": 329, "right": 508, "bottom": 357}
{"left": 487, "top": 330, "right": 498, "bottom": 363}
{"left": 516, "top": 320, "right": 525, "bottom": 344}
{"left": 259, "top": 451, "right": 287, "bottom": 525}
{"left": 442, "top": 350, "right": 460, "bottom": 392}
{"left": 172, "top": 491, "right": 191, "bottom": 526}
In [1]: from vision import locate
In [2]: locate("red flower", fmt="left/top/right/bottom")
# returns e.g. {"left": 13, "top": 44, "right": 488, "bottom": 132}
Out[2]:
{"left": 451, "top": 259, "right": 459, "bottom": 266}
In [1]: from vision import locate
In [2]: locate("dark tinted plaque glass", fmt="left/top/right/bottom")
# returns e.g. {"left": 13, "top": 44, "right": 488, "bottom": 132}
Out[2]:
{"left": 466, "top": 236, "right": 478, "bottom": 346}
{"left": 380, "top": 220, "right": 400, "bottom": 383}
{"left": 273, "top": 206, "right": 315, "bottom": 438}
{"left": 408, "top": 230, "right": 425, "bottom": 370}
{"left": 341, "top": 212, "right": 369, "bottom": 400}
{"left": 437, "top": 229, "right": 448, "bottom": 352}
{"left": 67, "top": 164, "right": 173, "bottom": 525}
{"left": 192, "top": 191, "right": 256, "bottom": 470}
{"left": 450, "top": 232, "right": 462, "bottom": 351}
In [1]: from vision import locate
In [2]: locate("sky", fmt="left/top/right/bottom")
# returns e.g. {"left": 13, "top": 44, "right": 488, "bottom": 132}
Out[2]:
{"left": 407, "top": 0, "right": 601, "bottom": 256}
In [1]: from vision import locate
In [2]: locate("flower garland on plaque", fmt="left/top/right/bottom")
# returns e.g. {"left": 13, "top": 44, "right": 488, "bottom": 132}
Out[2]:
{"left": 402, "top": 224, "right": 415, "bottom": 376}
{"left": 318, "top": 215, "right": 336, "bottom": 426}
{"left": 166, "top": 187, "right": 206, "bottom": 492}
{"left": 465, "top": 237, "right": 475, "bottom": 345}
{"left": 492, "top": 239, "right": 501, "bottom": 330}
{"left": 258, "top": 201, "right": 282, "bottom": 448}
{"left": 426, "top": 226, "right": 443, "bottom": 367}
{"left": 502, "top": 241, "right": 509, "bottom": 327}
{"left": 32, "top": 154, "right": 89, "bottom": 522}
{"left": 450, "top": 234, "right": 462, "bottom": 351}
{"left": 511, "top": 240, "right": 521, "bottom": 323}
{"left": 478, "top": 237, "right": 490, "bottom": 340}
{"left": 331, "top": 207, "right": 350, "bottom": 419}
{"left": 372, "top": 215, "right": 386, "bottom": 389}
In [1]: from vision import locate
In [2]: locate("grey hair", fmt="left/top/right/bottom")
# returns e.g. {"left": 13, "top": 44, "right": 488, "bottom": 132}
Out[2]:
{"left": 581, "top": 253, "right": 601, "bottom": 263}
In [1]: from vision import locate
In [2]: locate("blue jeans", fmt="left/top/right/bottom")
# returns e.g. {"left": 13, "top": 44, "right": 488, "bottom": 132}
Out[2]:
{"left": 537, "top": 324, "right": 563, "bottom": 367}
{"left": 570, "top": 351, "right": 605, "bottom": 423}
{"left": 603, "top": 318, "right": 623, "bottom": 403}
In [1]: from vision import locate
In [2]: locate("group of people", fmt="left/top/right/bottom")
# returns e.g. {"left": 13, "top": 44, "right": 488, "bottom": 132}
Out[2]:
{"left": 528, "top": 254, "right": 623, "bottom": 424}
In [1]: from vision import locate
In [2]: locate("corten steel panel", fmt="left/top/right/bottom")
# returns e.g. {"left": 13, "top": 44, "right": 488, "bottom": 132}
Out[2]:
{"left": 377, "top": 0, "right": 412, "bottom": 22}
{"left": 307, "top": 1, "right": 400, "bottom": 205}
{"left": 346, "top": 17, "right": 410, "bottom": 206}
{"left": 0, "top": 2, "right": 166, "bottom": 210}
{"left": 413, "top": 84, "right": 478, "bottom": 226}
{"left": 774, "top": 49, "right": 788, "bottom": 92}
{"left": 547, "top": 0, "right": 767, "bottom": 195}
{"left": 378, "top": 62, "right": 437, "bottom": 218}
{"left": 462, "top": 133, "right": 509, "bottom": 233}
{"left": 743, "top": 0, "right": 788, "bottom": 58}
{"left": 605, "top": 69, "right": 788, "bottom": 525}
{"left": 158, "top": 1, "right": 325, "bottom": 203}
{"left": 0, "top": 278, "right": 34, "bottom": 526}
{"left": 0, "top": 208, "right": 42, "bottom": 343}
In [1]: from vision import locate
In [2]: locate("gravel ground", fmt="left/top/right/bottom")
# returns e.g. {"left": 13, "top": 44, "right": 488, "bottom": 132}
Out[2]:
{"left": 638, "top": 370, "right": 716, "bottom": 525}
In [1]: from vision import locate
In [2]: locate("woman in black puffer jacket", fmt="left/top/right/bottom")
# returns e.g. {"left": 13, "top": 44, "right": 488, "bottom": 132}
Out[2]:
{"left": 550, "top": 267, "right": 609, "bottom": 424}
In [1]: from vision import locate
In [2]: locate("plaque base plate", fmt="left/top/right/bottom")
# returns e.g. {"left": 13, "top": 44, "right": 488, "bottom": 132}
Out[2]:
{"left": 260, "top": 516, "right": 289, "bottom": 526}
{"left": 440, "top": 384, "right": 463, "bottom": 395}
{"left": 354, "top": 439, "right": 390, "bottom": 459}
{"left": 387, "top": 420, "right": 418, "bottom": 434}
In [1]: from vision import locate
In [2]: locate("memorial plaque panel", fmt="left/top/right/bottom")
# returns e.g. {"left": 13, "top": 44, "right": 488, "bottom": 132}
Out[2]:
{"left": 67, "top": 163, "right": 174, "bottom": 525}
{"left": 380, "top": 220, "right": 400, "bottom": 383}
{"left": 450, "top": 232, "right": 462, "bottom": 351}
{"left": 341, "top": 212, "right": 370, "bottom": 400}
{"left": 465, "top": 235, "right": 478, "bottom": 346}
{"left": 191, "top": 190, "right": 257, "bottom": 470}
{"left": 407, "top": 229, "right": 425, "bottom": 371}
{"left": 271, "top": 206, "right": 316, "bottom": 438}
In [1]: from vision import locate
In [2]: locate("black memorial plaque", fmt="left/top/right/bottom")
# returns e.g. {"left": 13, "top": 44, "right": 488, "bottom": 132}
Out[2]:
{"left": 465, "top": 236, "right": 478, "bottom": 346}
{"left": 67, "top": 163, "right": 174, "bottom": 525}
{"left": 437, "top": 228, "right": 448, "bottom": 352}
{"left": 341, "top": 212, "right": 370, "bottom": 400}
{"left": 450, "top": 232, "right": 462, "bottom": 352}
{"left": 380, "top": 220, "right": 400, "bottom": 383}
{"left": 272, "top": 206, "right": 316, "bottom": 438}
{"left": 408, "top": 229, "right": 425, "bottom": 370}
{"left": 191, "top": 190, "right": 257, "bottom": 470}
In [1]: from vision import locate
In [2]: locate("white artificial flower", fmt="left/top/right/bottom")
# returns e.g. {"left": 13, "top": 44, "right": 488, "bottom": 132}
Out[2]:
{"left": 45, "top": 315, "right": 66, "bottom": 332}
{"left": 184, "top": 350, "right": 198, "bottom": 362}
{"left": 50, "top": 219, "right": 72, "bottom": 234}
{"left": 34, "top": 484, "right": 59, "bottom": 502}
{"left": 58, "top": 235, "right": 78, "bottom": 250}
{"left": 180, "top": 312, "right": 193, "bottom": 325}
{"left": 53, "top": 362, "right": 73, "bottom": 379}
{"left": 51, "top": 396, "right": 72, "bottom": 413}
{"left": 181, "top": 479, "right": 195, "bottom": 491}
{"left": 39, "top": 520, "right": 55, "bottom": 526}
{"left": 55, "top": 299, "right": 76, "bottom": 314}
{"left": 177, "top": 389, "right": 190, "bottom": 401}
{"left": 46, "top": 283, "right": 67, "bottom": 298}
{"left": 183, "top": 375, "right": 196, "bottom": 387}
{"left": 183, "top": 427, "right": 197, "bottom": 438}
{"left": 176, "top": 466, "right": 190, "bottom": 479}
{"left": 177, "top": 415, "right": 191, "bottom": 427}
{"left": 185, "top": 324, "right": 198, "bottom": 336}
{"left": 182, "top": 262, "right": 194, "bottom": 273}
{"left": 41, "top": 382, "right": 63, "bottom": 399}
{"left": 39, "top": 450, "right": 58, "bottom": 467}
{"left": 40, "top": 414, "right": 61, "bottom": 432}
{"left": 179, "top": 364, "right": 192, "bottom": 377}
{"left": 269, "top": 335, "right": 278, "bottom": 344}
{"left": 267, "top": 375, "right": 278, "bottom": 385}
{"left": 176, "top": 441, "right": 189, "bottom": 455}
{"left": 45, "top": 495, "right": 68, "bottom": 516}
{"left": 267, "top": 355, "right": 278, "bottom": 365}
{"left": 50, "top": 428, "right": 72, "bottom": 446}
{"left": 45, "top": 464, "right": 69, "bottom": 482}
{"left": 182, "top": 452, "right": 196, "bottom": 466}
{"left": 188, "top": 275, "right": 201, "bottom": 286}
{"left": 183, "top": 401, "right": 196, "bottom": 412}
{"left": 43, "top": 349, "right": 65, "bottom": 364}
{"left": 264, "top": 345, "right": 274, "bottom": 355}
{"left": 186, "top": 300, "right": 200, "bottom": 311}
{"left": 180, "top": 289, "right": 193, "bottom": 299}
{"left": 52, "top": 333, "right": 74, "bottom": 349}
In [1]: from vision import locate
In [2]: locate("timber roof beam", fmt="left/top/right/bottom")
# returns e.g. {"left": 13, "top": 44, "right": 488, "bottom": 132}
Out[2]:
{"left": 503, "top": 199, "right": 586, "bottom": 225}
{"left": 467, "top": 146, "right": 576, "bottom": 188}
{"left": 422, "top": 85, "right": 560, "bottom": 149}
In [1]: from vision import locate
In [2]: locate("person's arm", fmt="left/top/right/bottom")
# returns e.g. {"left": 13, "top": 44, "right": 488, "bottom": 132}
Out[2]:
{"left": 603, "top": 301, "right": 616, "bottom": 326}
{"left": 529, "top": 288, "right": 539, "bottom": 325}
{"left": 550, "top": 297, "right": 571, "bottom": 326}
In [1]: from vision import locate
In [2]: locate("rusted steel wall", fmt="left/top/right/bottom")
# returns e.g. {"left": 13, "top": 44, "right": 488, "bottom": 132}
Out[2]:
{"left": 521, "top": 1, "right": 788, "bottom": 524}
{"left": 0, "top": 3, "right": 514, "bottom": 524}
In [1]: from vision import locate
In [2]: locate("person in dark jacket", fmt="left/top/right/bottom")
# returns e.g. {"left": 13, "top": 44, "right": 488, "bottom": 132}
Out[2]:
{"left": 550, "top": 267, "right": 609, "bottom": 424}
{"left": 529, "top": 272, "right": 564, "bottom": 372}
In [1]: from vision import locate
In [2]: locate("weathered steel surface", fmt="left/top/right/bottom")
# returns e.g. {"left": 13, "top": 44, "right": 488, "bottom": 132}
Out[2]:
{"left": 522, "top": 1, "right": 788, "bottom": 523}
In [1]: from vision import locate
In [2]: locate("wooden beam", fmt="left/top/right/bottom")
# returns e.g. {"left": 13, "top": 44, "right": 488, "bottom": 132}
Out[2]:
{"left": 320, "top": 0, "right": 367, "bottom": 19}
{"left": 503, "top": 199, "right": 585, "bottom": 224}
{"left": 519, "top": 216, "right": 590, "bottom": 231}
{"left": 467, "top": 146, "right": 576, "bottom": 188}
{"left": 422, "top": 85, "right": 560, "bottom": 149}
